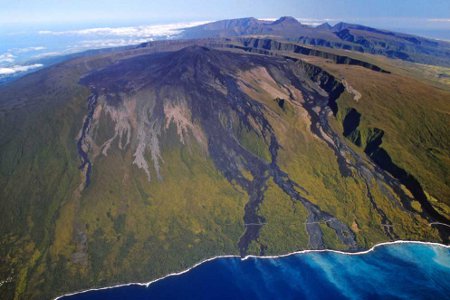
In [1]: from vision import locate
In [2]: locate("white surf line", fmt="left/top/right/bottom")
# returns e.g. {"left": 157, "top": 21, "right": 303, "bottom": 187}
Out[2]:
{"left": 54, "top": 240, "right": 450, "bottom": 299}
{"left": 429, "top": 222, "right": 450, "bottom": 228}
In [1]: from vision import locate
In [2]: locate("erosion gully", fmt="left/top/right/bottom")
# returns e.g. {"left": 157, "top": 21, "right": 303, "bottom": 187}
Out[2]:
{"left": 195, "top": 74, "right": 358, "bottom": 256}
{"left": 285, "top": 58, "right": 450, "bottom": 242}
{"left": 76, "top": 90, "right": 98, "bottom": 189}
{"left": 75, "top": 48, "right": 448, "bottom": 259}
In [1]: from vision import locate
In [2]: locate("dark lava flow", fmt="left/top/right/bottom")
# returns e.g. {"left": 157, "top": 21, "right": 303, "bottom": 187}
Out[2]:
{"left": 78, "top": 45, "right": 448, "bottom": 257}
{"left": 76, "top": 91, "right": 98, "bottom": 188}
{"left": 186, "top": 59, "right": 359, "bottom": 255}
{"left": 281, "top": 62, "right": 399, "bottom": 239}
{"left": 287, "top": 58, "right": 449, "bottom": 241}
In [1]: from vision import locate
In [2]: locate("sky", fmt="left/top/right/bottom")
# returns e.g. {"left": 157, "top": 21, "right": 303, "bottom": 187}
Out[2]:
{"left": 0, "top": 0, "right": 449, "bottom": 31}
{"left": 1, "top": 0, "right": 449, "bottom": 78}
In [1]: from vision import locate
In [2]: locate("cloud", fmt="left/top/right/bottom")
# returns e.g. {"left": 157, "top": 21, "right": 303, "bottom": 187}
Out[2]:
{"left": 258, "top": 17, "right": 338, "bottom": 27}
{"left": 0, "top": 64, "right": 43, "bottom": 75}
{"left": 38, "top": 21, "right": 209, "bottom": 38}
{"left": 74, "top": 38, "right": 151, "bottom": 49}
{"left": 258, "top": 18, "right": 277, "bottom": 21}
{"left": 33, "top": 21, "right": 211, "bottom": 58}
{"left": 427, "top": 18, "right": 450, "bottom": 23}
{"left": 0, "top": 53, "right": 15, "bottom": 64}
{"left": 32, "top": 51, "right": 65, "bottom": 59}
{"left": 14, "top": 46, "right": 46, "bottom": 53}
{"left": 29, "top": 39, "right": 159, "bottom": 62}
{"left": 0, "top": 47, "right": 46, "bottom": 67}
{"left": 297, "top": 18, "right": 338, "bottom": 26}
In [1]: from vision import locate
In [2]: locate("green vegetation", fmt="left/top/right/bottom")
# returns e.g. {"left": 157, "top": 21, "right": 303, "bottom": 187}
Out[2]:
{"left": 256, "top": 179, "right": 309, "bottom": 254}
{"left": 331, "top": 65, "right": 450, "bottom": 215}
{"left": 234, "top": 122, "right": 271, "bottom": 162}
{"left": 0, "top": 41, "right": 448, "bottom": 300}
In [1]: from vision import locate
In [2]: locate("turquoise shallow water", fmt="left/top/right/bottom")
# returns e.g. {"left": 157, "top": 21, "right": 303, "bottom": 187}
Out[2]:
{"left": 61, "top": 242, "right": 450, "bottom": 300}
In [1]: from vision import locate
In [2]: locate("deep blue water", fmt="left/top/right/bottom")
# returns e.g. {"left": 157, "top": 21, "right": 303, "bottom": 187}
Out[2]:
{"left": 61, "top": 242, "right": 450, "bottom": 300}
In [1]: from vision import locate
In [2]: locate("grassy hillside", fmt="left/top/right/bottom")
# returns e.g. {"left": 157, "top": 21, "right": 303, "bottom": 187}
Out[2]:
{"left": 230, "top": 37, "right": 450, "bottom": 217}
{"left": 306, "top": 55, "right": 450, "bottom": 213}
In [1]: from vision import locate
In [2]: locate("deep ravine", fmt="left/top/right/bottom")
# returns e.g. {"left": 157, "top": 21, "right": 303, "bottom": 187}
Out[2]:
{"left": 76, "top": 91, "right": 98, "bottom": 189}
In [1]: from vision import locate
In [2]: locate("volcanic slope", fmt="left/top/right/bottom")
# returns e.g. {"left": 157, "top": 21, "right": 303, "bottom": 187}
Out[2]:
{"left": 0, "top": 45, "right": 445, "bottom": 299}
{"left": 214, "top": 36, "right": 450, "bottom": 217}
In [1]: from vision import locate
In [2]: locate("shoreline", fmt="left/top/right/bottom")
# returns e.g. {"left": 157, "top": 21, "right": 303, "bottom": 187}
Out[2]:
{"left": 55, "top": 240, "right": 450, "bottom": 299}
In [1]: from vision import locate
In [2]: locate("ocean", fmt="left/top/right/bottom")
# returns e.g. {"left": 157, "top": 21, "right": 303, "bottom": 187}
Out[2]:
{"left": 59, "top": 242, "right": 450, "bottom": 300}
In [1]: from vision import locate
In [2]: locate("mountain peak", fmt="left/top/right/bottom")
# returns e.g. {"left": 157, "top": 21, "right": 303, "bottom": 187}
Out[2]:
{"left": 332, "top": 22, "right": 367, "bottom": 32}
{"left": 317, "top": 22, "right": 332, "bottom": 30}
{"left": 177, "top": 45, "right": 210, "bottom": 53}
{"left": 272, "top": 16, "right": 300, "bottom": 25}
